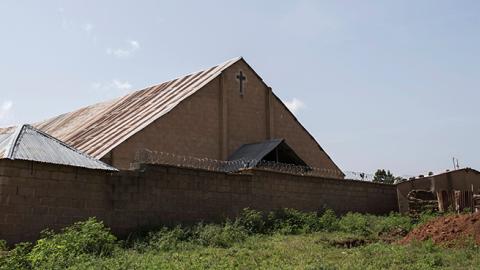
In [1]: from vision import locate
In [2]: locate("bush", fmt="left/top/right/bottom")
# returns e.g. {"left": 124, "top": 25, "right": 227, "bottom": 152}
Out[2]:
{"left": 0, "top": 240, "right": 7, "bottom": 252}
{"left": 236, "top": 208, "right": 266, "bottom": 234}
{"left": 143, "top": 226, "right": 190, "bottom": 252}
{"left": 194, "top": 221, "right": 248, "bottom": 248}
{"left": 0, "top": 242, "right": 32, "bottom": 270}
{"left": 374, "top": 212, "right": 413, "bottom": 235}
{"left": 236, "top": 208, "right": 341, "bottom": 235}
{"left": 27, "top": 218, "right": 116, "bottom": 269}
{"left": 338, "top": 212, "right": 372, "bottom": 237}
{"left": 318, "top": 209, "right": 339, "bottom": 232}
{"left": 266, "top": 208, "right": 319, "bottom": 235}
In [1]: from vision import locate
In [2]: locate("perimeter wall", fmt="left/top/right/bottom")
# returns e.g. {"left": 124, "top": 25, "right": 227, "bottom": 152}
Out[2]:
{"left": 0, "top": 160, "right": 398, "bottom": 244}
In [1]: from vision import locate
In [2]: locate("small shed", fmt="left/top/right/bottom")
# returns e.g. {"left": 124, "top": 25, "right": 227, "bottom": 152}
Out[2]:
{"left": 396, "top": 168, "right": 480, "bottom": 214}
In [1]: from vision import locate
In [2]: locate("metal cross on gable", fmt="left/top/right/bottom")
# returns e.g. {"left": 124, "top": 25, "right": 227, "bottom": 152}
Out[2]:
{"left": 236, "top": 71, "right": 246, "bottom": 96}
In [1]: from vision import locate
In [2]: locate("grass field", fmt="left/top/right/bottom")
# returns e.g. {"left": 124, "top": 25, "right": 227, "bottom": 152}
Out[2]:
{"left": 70, "top": 232, "right": 480, "bottom": 270}
{"left": 1, "top": 209, "right": 479, "bottom": 270}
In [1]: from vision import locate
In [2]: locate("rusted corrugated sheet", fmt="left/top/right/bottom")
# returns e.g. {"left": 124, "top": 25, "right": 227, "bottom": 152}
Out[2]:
{"left": 0, "top": 126, "right": 16, "bottom": 135}
{"left": 0, "top": 124, "right": 117, "bottom": 171}
{"left": 34, "top": 57, "right": 241, "bottom": 158}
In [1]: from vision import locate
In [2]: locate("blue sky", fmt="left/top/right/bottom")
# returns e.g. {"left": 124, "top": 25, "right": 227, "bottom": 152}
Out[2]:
{"left": 0, "top": 1, "right": 479, "bottom": 176}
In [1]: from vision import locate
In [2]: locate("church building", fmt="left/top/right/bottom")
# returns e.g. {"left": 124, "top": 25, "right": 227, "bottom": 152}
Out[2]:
{"left": 10, "top": 57, "right": 343, "bottom": 178}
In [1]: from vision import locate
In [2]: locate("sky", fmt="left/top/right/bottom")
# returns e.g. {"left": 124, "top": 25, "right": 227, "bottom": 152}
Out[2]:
{"left": 0, "top": 1, "right": 479, "bottom": 177}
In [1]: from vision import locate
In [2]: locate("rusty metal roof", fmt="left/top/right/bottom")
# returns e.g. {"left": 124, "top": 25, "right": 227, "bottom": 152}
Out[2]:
{"left": 34, "top": 57, "right": 241, "bottom": 159}
{"left": 0, "top": 124, "right": 117, "bottom": 171}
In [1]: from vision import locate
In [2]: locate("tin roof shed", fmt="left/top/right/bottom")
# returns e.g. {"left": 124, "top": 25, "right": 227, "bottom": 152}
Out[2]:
{"left": 0, "top": 124, "right": 117, "bottom": 171}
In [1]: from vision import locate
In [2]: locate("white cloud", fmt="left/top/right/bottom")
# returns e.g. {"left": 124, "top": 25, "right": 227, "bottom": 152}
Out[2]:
{"left": 107, "top": 40, "right": 141, "bottom": 58}
{"left": 92, "top": 80, "right": 133, "bottom": 96}
{"left": 82, "top": 23, "right": 94, "bottom": 34}
{"left": 0, "top": 101, "right": 14, "bottom": 126}
{"left": 0, "top": 101, "right": 13, "bottom": 118}
{"left": 284, "top": 98, "right": 306, "bottom": 114}
{"left": 111, "top": 80, "right": 132, "bottom": 91}
{"left": 58, "top": 7, "right": 70, "bottom": 30}
{"left": 129, "top": 40, "right": 140, "bottom": 50}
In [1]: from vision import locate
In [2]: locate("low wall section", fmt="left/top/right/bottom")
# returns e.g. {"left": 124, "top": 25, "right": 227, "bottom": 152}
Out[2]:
{"left": 0, "top": 160, "right": 398, "bottom": 243}
{"left": 0, "top": 160, "right": 111, "bottom": 244}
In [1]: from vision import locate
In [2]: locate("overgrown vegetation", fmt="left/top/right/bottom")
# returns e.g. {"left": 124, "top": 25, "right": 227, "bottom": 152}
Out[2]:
{"left": 0, "top": 209, "right": 477, "bottom": 270}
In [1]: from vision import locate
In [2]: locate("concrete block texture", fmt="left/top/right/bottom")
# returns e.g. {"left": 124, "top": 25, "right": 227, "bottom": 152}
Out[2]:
{"left": 0, "top": 160, "right": 397, "bottom": 244}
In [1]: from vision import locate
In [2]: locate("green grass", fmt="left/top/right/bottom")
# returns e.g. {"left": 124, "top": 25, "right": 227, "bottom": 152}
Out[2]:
{"left": 68, "top": 233, "right": 480, "bottom": 270}
{"left": 1, "top": 209, "right": 479, "bottom": 270}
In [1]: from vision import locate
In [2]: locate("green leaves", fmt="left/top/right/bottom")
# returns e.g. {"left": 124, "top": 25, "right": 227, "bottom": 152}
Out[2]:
{"left": 0, "top": 218, "right": 116, "bottom": 270}
{"left": 372, "top": 169, "right": 404, "bottom": 184}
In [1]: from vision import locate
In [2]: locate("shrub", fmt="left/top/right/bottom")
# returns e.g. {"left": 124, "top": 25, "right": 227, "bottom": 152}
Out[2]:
{"left": 268, "top": 208, "right": 315, "bottom": 234}
{"left": 265, "top": 208, "right": 319, "bottom": 235}
{"left": 143, "top": 226, "right": 190, "bottom": 251}
{"left": 338, "top": 212, "right": 372, "bottom": 237}
{"left": 194, "top": 221, "right": 247, "bottom": 248}
{"left": 318, "top": 209, "right": 339, "bottom": 232}
{"left": 236, "top": 208, "right": 266, "bottom": 234}
{"left": 0, "top": 242, "right": 32, "bottom": 270}
{"left": 237, "top": 208, "right": 341, "bottom": 235}
{"left": 374, "top": 212, "right": 412, "bottom": 235}
{"left": 28, "top": 218, "right": 116, "bottom": 269}
{"left": 0, "top": 240, "right": 7, "bottom": 252}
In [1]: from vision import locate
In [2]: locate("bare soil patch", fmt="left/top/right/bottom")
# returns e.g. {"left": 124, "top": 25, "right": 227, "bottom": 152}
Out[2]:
{"left": 400, "top": 212, "right": 480, "bottom": 247}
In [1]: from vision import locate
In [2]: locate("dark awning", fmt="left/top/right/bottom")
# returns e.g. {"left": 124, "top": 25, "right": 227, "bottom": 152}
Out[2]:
{"left": 227, "top": 139, "right": 307, "bottom": 168}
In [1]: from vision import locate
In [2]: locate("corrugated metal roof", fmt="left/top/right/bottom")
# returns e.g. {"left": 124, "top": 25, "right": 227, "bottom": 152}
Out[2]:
{"left": 0, "top": 124, "right": 117, "bottom": 171}
{"left": 227, "top": 139, "right": 307, "bottom": 168}
{"left": 228, "top": 139, "right": 284, "bottom": 163}
{"left": 34, "top": 57, "right": 241, "bottom": 159}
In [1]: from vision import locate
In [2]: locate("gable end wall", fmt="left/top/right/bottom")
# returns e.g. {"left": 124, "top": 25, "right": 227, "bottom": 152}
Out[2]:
{"left": 109, "top": 59, "right": 342, "bottom": 176}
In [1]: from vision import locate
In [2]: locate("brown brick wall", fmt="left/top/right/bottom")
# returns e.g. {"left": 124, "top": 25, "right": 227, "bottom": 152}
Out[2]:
{"left": 0, "top": 160, "right": 397, "bottom": 244}
{"left": 222, "top": 61, "right": 269, "bottom": 155}
{"left": 111, "top": 77, "right": 222, "bottom": 169}
{"left": 108, "top": 60, "right": 343, "bottom": 176}
{"left": 0, "top": 160, "right": 111, "bottom": 244}
{"left": 109, "top": 165, "right": 397, "bottom": 235}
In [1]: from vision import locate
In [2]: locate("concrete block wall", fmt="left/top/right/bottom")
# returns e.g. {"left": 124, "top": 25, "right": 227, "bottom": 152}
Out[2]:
{"left": 108, "top": 164, "right": 397, "bottom": 235}
{"left": 0, "top": 160, "right": 111, "bottom": 244}
{"left": 0, "top": 160, "right": 398, "bottom": 244}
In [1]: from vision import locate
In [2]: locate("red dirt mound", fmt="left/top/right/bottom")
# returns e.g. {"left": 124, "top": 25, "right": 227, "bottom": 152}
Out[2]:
{"left": 400, "top": 212, "right": 480, "bottom": 247}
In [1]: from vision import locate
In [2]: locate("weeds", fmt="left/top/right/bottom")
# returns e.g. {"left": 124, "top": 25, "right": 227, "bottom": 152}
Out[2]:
{"left": 0, "top": 209, "right": 475, "bottom": 270}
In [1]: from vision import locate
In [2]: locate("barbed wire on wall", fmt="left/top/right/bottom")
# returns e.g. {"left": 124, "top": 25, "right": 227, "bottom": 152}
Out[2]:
{"left": 133, "top": 149, "right": 251, "bottom": 172}
{"left": 133, "top": 149, "right": 373, "bottom": 181}
{"left": 343, "top": 171, "right": 375, "bottom": 182}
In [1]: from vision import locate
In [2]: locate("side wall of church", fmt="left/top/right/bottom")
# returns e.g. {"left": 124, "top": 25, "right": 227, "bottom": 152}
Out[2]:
{"left": 111, "top": 77, "right": 222, "bottom": 170}
{"left": 0, "top": 160, "right": 397, "bottom": 244}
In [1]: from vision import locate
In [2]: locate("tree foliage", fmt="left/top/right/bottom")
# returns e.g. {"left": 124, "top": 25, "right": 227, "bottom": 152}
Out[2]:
{"left": 372, "top": 169, "right": 397, "bottom": 184}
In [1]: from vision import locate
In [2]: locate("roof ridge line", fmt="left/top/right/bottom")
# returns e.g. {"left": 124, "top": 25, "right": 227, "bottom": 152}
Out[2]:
{"left": 56, "top": 57, "right": 242, "bottom": 146}
{"left": 17, "top": 124, "right": 117, "bottom": 171}
{"left": 92, "top": 57, "right": 241, "bottom": 158}
{"left": 5, "top": 124, "right": 25, "bottom": 159}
